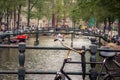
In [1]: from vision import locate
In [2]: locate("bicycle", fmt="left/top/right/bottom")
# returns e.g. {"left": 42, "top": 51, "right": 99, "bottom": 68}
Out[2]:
{"left": 54, "top": 35, "right": 120, "bottom": 80}
{"left": 97, "top": 46, "right": 120, "bottom": 80}
{"left": 54, "top": 36, "right": 86, "bottom": 80}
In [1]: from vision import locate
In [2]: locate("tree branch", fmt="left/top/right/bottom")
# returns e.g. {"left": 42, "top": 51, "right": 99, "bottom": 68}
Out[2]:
{"left": 30, "top": 0, "right": 38, "bottom": 10}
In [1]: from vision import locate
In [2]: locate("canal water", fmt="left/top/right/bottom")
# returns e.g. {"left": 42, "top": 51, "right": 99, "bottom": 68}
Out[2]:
{"left": 0, "top": 35, "right": 92, "bottom": 80}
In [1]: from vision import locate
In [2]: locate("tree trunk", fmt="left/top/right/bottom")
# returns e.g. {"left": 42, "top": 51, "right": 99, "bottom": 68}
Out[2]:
{"left": 27, "top": 0, "right": 30, "bottom": 27}
{"left": 6, "top": 9, "right": 9, "bottom": 30}
{"left": 52, "top": 14, "right": 55, "bottom": 27}
{"left": 108, "top": 17, "right": 111, "bottom": 27}
{"left": 103, "top": 19, "right": 107, "bottom": 33}
{"left": 0, "top": 0, "right": 6, "bottom": 28}
{"left": 9, "top": 12, "right": 12, "bottom": 30}
{"left": 0, "top": 13, "right": 3, "bottom": 28}
{"left": 37, "top": 18, "right": 39, "bottom": 27}
{"left": 17, "top": 5, "right": 21, "bottom": 29}
{"left": 14, "top": 7, "right": 16, "bottom": 30}
{"left": 0, "top": 12, "right": 5, "bottom": 28}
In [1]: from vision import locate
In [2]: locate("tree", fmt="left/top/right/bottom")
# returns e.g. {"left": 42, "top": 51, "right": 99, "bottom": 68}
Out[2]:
{"left": 27, "top": 0, "right": 39, "bottom": 27}
{"left": 76, "top": 0, "right": 120, "bottom": 29}
{"left": 0, "top": 0, "right": 26, "bottom": 30}
{"left": 96, "top": 0, "right": 120, "bottom": 35}
{"left": 0, "top": 0, "right": 7, "bottom": 28}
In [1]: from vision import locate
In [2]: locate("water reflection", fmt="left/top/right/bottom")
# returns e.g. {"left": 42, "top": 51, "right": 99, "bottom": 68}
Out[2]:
{"left": 0, "top": 35, "right": 91, "bottom": 80}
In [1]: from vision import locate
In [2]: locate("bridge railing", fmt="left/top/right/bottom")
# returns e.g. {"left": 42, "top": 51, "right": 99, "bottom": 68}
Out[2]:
{"left": 0, "top": 43, "right": 120, "bottom": 80}
{"left": 0, "top": 28, "right": 104, "bottom": 47}
{"left": 0, "top": 30, "right": 80, "bottom": 46}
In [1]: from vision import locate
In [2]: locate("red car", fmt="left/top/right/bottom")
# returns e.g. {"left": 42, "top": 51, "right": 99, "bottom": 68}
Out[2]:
{"left": 16, "top": 34, "right": 27, "bottom": 42}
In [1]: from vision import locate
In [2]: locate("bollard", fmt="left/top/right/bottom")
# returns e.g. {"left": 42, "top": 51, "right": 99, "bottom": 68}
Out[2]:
{"left": 89, "top": 45, "right": 98, "bottom": 80}
{"left": 18, "top": 43, "right": 26, "bottom": 80}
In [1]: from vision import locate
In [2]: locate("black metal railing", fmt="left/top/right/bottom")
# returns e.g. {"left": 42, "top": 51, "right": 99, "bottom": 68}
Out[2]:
{"left": 0, "top": 43, "right": 120, "bottom": 80}
{"left": 0, "top": 31, "right": 79, "bottom": 46}
{"left": 0, "top": 28, "right": 104, "bottom": 47}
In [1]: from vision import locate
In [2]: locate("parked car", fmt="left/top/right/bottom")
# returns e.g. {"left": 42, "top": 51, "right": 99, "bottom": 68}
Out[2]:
{"left": 16, "top": 34, "right": 28, "bottom": 42}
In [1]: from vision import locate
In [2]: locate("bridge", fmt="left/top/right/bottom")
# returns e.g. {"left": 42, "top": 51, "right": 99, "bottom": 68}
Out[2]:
{"left": 0, "top": 29, "right": 120, "bottom": 80}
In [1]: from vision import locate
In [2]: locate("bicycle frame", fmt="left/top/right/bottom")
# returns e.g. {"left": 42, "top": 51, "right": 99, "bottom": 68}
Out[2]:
{"left": 97, "top": 53, "right": 120, "bottom": 80}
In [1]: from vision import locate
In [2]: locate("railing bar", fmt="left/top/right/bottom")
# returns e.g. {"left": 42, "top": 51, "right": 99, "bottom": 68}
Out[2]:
{"left": 0, "top": 71, "right": 106, "bottom": 75}
{"left": 0, "top": 31, "right": 77, "bottom": 35}
{"left": 66, "top": 62, "right": 103, "bottom": 64}
{"left": 0, "top": 45, "right": 120, "bottom": 52}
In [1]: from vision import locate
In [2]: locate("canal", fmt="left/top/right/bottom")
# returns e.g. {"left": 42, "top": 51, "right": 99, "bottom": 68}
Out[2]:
{"left": 0, "top": 35, "right": 92, "bottom": 80}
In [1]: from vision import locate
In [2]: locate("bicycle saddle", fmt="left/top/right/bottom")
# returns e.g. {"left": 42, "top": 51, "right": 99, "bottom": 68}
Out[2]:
{"left": 100, "top": 47, "right": 116, "bottom": 58}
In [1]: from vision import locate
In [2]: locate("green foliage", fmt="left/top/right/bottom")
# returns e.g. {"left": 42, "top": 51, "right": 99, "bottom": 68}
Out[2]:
{"left": 0, "top": 0, "right": 5, "bottom": 13}
{"left": 30, "top": 0, "right": 43, "bottom": 20}
{"left": 75, "top": 0, "right": 120, "bottom": 24}
{"left": 70, "top": 5, "right": 80, "bottom": 22}
{"left": 41, "top": 0, "right": 52, "bottom": 20}
{"left": 0, "top": 0, "right": 120, "bottom": 27}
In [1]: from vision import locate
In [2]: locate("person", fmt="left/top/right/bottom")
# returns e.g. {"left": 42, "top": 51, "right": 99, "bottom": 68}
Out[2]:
{"left": 54, "top": 33, "right": 64, "bottom": 41}
{"left": 55, "top": 24, "right": 61, "bottom": 32}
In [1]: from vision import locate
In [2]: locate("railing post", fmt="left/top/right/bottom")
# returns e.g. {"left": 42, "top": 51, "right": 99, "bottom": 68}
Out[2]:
{"left": 81, "top": 46, "right": 86, "bottom": 80}
{"left": 89, "top": 45, "right": 98, "bottom": 80}
{"left": 34, "top": 27, "right": 39, "bottom": 46}
{"left": 71, "top": 33, "right": 73, "bottom": 47}
{"left": 7, "top": 34, "right": 10, "bottom": 44}
{"left": 0, "top": 36, "right": 2, "bottom": 44}
{"left": 98, "top": 31, "right": 102, "bottom": 48}
{"left": 18, "top": 43, "right": 26, "bottom": 80}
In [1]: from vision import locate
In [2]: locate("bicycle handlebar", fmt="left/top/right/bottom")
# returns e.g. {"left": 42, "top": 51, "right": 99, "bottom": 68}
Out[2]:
{"left": 53, "top": 33, "right": 84, "bottom": 54}
{"left": 58, "top": 40, "right": 84, "bottom": 54}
